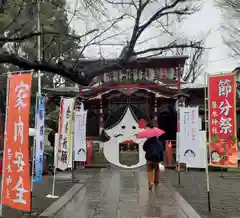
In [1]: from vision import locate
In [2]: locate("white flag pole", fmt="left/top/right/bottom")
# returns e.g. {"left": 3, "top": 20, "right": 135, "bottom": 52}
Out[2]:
{"left": 46, "top": 133, "right": 59, "bottom": 199}
{"left": 37, "top": 0, "right": 42, "bottom": 97}
{"left": 204, "top": 71, "right": 211, "bottom": 212}
{"left": 71, "top": 111, "right": 75, "bottom": 182}
{"left": 177, "top": 66, "right": 182, "bottom": 186}
{"left": 29, "top": 0, "right": 42, "bottom": 213}
{"left": 31, "top": 0, "right": 42, "bottom": 191}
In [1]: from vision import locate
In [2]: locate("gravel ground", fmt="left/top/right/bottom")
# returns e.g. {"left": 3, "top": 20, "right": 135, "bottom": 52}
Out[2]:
{"left": 1, "top": 168, "right": 99, "bottom": 218}
{"left": 164, "top": 169, "right": 240, "bottom": 218}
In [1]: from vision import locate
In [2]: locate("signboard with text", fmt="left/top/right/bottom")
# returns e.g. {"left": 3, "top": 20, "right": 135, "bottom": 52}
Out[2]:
{"left": 208, "top": 73, "right": 237, "bottom": 167}
{"left": 2, "top": 73, "right": 32, "bottom": 211}
{"left": 74, "top": 104, "right": 88, "bottom": 162}
{"left": 34, "top": 95, "right": 45, "bottom": 183}
{"left": 57, "top": 98, "right": 75, "bottom": 171}
{"left": 179, "top": 107, "right": 202, "bottom": 167}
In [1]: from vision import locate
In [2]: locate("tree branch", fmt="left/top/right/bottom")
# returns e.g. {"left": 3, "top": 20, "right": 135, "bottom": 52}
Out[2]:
{"left": 134, "top": 41, "right": 204, "bottom": 55}
{"left": 0, "top": 52, "right": 89, "bottom": 85}
{"left": 0, "top": 29, "right": 98, "bottom": 43}
{"left": 124, "top": 0, "right": 150, "bottom": 59}
{"left": 104, "top": 0, "right": 135, "bottom": 5}
{"left": 137, "top": 0, "right": 189, "bottom": 37}
{"left": 0, "top": 0, "right": 204, "bottom": 87}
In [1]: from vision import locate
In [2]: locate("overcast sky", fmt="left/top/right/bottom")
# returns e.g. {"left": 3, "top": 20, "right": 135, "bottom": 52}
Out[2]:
{"left": 181, "top": 1, "right": 238, "bottom": 74}
{"left": 67, "top": 0, "right": 239, "bottom": 83}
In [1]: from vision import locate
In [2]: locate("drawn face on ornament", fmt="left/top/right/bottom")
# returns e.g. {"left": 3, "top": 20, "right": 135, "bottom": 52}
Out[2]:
{"left": 103, "top": 107, "right": 147, "bottom": 168}
{"left": 104, "top": 108, "right": 141, "bottom": 143}
{"left": 184, "top": 149, "right": 196, "bottom": 161}
{"left": 211, "top": 151, "right": 221, "bottom": 163}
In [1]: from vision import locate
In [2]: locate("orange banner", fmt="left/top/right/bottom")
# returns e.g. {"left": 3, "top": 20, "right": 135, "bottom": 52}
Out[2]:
{"left": 208, "top": 73, "right": 237, "bottom": 167}
{"left": 2, "top": 73, "right": 32, "bottom": 211}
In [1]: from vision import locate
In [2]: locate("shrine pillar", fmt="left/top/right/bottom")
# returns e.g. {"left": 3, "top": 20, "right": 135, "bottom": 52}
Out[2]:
{"left": 154, "top": 95, "right": 158, "bottom": 127}
{"left": 99, "top": 96, "right": 104, "bottom": 135}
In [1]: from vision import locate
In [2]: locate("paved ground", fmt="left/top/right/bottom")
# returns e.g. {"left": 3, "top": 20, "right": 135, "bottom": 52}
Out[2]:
{"left": 53, "top": 168, "right": 201, "bottom": 218}
{"left": 1, "top": 168, "right": 99, "bottom": 217}
{"left": 165, "top": 169, "right": 240, "bottom": 218}
{"left": 7, "top": 167, "right": 240, "bottom": 218}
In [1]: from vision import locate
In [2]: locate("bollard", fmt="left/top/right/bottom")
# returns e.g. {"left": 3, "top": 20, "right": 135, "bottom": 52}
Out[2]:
{"left": 165, "top": 141, "right": 173, "bottom": 167}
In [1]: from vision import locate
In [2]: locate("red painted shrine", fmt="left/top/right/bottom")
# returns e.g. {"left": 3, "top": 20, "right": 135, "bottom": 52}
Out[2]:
{"left": 44, "top": 56, "right": 190, "bottom": 167}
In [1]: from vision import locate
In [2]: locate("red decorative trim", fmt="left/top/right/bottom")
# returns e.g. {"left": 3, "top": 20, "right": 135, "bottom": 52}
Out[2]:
{"left": 79, "top": 88, "right": 83, "bottom": 96}
{"left": 88, "top": 84, "right": 174, "bottom": 99}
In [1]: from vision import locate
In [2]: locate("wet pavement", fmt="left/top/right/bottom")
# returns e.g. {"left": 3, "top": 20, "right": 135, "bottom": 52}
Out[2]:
{"left": 165, "top": 169, "right": 240, "bottom": 218}
{"left": 54, "top": 168, "right": 201, "bottom": 218}
{"left": 1, "top": 169, "right": 99, "bottom": 218}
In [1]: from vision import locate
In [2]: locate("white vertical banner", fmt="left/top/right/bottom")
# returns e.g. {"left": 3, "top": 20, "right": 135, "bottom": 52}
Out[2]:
{"left": 179, "top": 107, "right": 199, "bottom": 165}
{"left": 57, "top": 98, "right": 75, "bottom": 171}
{"left": 186, "top": 130, "right": 207, "bottom": 169}
{"left": 34, "top": 95, "right": 45, "bottom": 183}
{"left": 74, "top": 105, "right": 88, "bottom": 161}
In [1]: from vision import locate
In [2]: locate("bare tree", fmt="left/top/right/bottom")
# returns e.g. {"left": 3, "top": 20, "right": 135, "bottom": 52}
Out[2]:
{"left": 172, "top": 39, "right": 205, "bottom": 83}
{"left": 0, "top": 0, "right": 204, "bottom": 86}
{"left": 216, "top": 0, "right": 240, "bottom": 56}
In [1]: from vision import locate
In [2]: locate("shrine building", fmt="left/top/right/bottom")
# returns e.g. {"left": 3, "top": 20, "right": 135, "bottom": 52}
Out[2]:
{"left": 43, "top": 56, "right": 211, "bottom": 168}
{"left": 42, "top": 57, "right": 240, "bottom": 168}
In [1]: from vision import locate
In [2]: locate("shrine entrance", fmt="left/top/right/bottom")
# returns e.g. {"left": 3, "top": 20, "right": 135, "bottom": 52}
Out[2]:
{"left": 103, "top": 90, "right": 152, "bottom": 167}
{"left": 157, "top": 103, "right": 177, "bottom": 141}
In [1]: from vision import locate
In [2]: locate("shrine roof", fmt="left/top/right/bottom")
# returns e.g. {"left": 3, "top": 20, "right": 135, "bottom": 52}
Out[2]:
{"left": 41, "top": 80, "right": 196, "bottom": 98}
{"left": 42, "top": 80, "right": 189, "bottom": 98}
{"left": 85, "top": 82, "right": 180, "bottom": 97}
{"left": 76, "top": 55, "right": 188, "bottom": 69}
{"left": 42, "top": 86, "right": 85, "bottom": 98}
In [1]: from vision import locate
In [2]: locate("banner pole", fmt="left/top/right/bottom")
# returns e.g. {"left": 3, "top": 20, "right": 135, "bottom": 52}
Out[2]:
{"left": 29, "top": 0, "right": 42, "bottom": 212}
{"left": 71, "top": 101, "right": 79, "bottom": 183}
{"left": 46, "top": 133, "right": 59, "bottom": 199}
{"left": 71, "top": 112, "right": 75, "bottom": 182}
{"left": 220, "top": 168, "right": 224, "bottom": 178}
{"left": 79, "top": 90, "right": 83, "bottom": 169}
{"left": 220, "top": 139, "right": 226, "bottom": 178}
{"left": 204, "top": 71, "right": 211, "bottom": 212}
{"left": 37, "top": 0, "right": 42, "bottom": 97}
{"left": 177, "top": 66, "right": 181, "bottom": 186}
{"left": 0, "top": 74, "right": 11, "bottom": 217}
{"left": 31, "top": 97, "right": 38, "bottom": 185}
{"left": 46, "top": 97, "right": 63, "bottom": 197}
{"left": 52, "top": 133, "right": 58, "bottom": 196}
{"left": 28, "top": 92, "right": 39, "bottom": 216}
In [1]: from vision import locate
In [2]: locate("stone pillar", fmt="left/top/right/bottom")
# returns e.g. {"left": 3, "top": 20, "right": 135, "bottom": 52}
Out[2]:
{"left": 99, "top": 96, "right": 104, "bottom": 135}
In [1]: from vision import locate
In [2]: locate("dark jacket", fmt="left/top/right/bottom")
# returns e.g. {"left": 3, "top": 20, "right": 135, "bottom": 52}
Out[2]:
{"left": 143, "top": 137, "right": 164, "bottom": 162}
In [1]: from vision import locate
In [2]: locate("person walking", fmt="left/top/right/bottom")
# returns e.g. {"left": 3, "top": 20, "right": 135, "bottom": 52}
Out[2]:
{"left": 143, "top": 135, "right": 164, "bottom": 190}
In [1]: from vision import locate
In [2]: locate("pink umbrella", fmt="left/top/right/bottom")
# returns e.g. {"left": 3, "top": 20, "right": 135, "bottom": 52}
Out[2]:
{"left": 136, "top": 127, "right": 165, "bottom": 139}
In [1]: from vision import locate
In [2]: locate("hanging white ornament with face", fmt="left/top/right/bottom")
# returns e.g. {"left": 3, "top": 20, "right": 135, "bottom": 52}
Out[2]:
{"left": 103, "top": 107, "right": 147, "bottom": 169}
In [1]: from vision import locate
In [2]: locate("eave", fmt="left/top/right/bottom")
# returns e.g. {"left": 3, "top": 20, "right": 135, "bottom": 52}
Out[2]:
{"left": 76, "top": 56, "right": 188, "bottom": 70}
